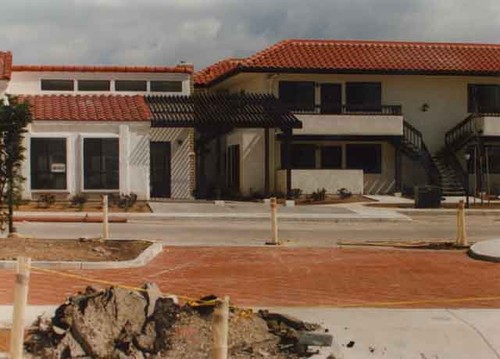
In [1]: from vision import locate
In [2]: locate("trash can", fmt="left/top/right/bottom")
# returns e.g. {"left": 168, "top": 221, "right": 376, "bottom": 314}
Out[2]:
{"left": 414, "top": 185, "right": 442, "bottom": 208}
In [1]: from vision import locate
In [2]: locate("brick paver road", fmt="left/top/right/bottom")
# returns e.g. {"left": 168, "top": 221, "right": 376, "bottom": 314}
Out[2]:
{"left": 1, "top": 247, "right": 500, "bottom": 308}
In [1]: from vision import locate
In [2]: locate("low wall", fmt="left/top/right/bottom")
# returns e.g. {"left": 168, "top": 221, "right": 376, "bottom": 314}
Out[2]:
{"left": 276, "top": 169, "right": 364, "bottom": 194}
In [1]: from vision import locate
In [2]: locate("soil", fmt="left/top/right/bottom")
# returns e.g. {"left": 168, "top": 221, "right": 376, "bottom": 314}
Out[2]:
{"left": 288, "top": 195, "right": 373, "bottom": 206}
{"left": 0, "top": 238, "right": 151, "bottom": 262}
{"left": 366, "top": 202, "right": 500, "bottom": 209}
{"left": 24, "top": 285, "right": 324, "bottom": 358}
{"left": 338, "top": 240, "right": 470, "bottom": 250}
{"left": 13, "top": 201, "right": 151, "bottom": 213}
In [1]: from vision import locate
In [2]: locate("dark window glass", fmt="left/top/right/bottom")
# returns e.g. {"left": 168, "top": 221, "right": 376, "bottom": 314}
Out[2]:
{"left": 150, "top": 81, "right": 183, "bottom": 92}
{"left": 321, "top": 146, "right": 342, "bottom": 169}
{"left": 279, "top": 81, "right": 315, "bottom": 111}
{"left": 31, "top": 138, "right": 67, "bottom": 190}
{"left": 115, "top": 80, "right": 147, "bottom": 92}
{"left": 41, "top": 79, "right": 74, "bottom": 91}
{"left": 226, "top": 145, "right": 240, "bottom": 191}
{"left": 346, "top": 82, "right": 382, "bottom": 112}
{"left": 84, "top": 138, "right": 119, "bottom": 189}
{"left": 346, "top": 144, "right": 382, "bottom": 174}
{"left": 78, "top": 80, "right": 110, "bottom": 91}
{"left": 468, "top": 84, "right": 500, "bottom": 113}
{"left": 281, "top": 143, "right": 316, "bottom": 169}
{"left": 486, "top": 147, "right": 500, "bottom": 174}
{"left": 320, "top": 84, "right": 342, "bottom": 114}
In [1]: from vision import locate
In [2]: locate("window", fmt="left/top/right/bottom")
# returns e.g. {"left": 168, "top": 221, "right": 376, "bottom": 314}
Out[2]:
{"left": 115, "top": 80, "right": 147, "bottom": 92}
{"left": 279, "top": 81, "right": 315, "bottom": 112}
{"left": 281, "top": 143, "right": 316, "bottom": 169}
{"left": 346, "top": 144, "right": 382, "bottom": 174}
{"left": 468, "top": 84, "right": 500, "bottom": 113}
{"left": 486, "top": 147, "right": 500, "bottom": 174}
{"left": 321, "top": 146, "right": 342, "bottom": 169}
{"left": 151, "top": 81, "right": 183, "bottom": 92}
{"left": 320, "top": 83, "right": 342, "bottom": 114}
{"left": 78, "top": 80, "right": 110, "bottom": 91}
{"left": 226, "top": 145, "right": 240, "bottom": 191}
{"left": 346, "top": 82, "right": 382, "bottom": 112}
{"left": 83, "top": 138, "right": 119, "bottom": 190}
{"left": 30, "top": 138, "right": 67, "bottom": 190}
{"left": 41, "top": 79, "right": 74, "bottom": 91}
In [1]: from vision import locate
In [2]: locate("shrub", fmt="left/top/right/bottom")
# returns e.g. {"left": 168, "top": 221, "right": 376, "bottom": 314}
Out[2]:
{"left": 310, "top": 188, "right": 327, "bottom": 202}
{"left": 290, "top": 188, "right": 303, "bottom": 199}
{"left": 337, "top": 188, "right": 352, "bottom": 199}
{"left": 37, "top": 193, "right": 56, "bottom": 208}
{"left": 70, "top": 193, "right": 88, "bottom": 211}
{"left": 116, "top": 193, "right": 138, "bottom": 211}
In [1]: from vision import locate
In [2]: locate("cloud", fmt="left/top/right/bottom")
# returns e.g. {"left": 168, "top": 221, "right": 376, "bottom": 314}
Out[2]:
{"left": 0, "top": 0, "right": 498, "bottom": 70}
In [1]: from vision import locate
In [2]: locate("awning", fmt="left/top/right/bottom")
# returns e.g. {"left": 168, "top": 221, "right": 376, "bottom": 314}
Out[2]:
{"left": 146, "top": 93, "right": 301, "bottom": 129}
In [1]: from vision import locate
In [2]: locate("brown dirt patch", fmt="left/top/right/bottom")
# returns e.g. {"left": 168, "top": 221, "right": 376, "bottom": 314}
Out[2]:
{"left": 292, "top": 195, "right": 373, "bottom": 206}
{"left": 0, "top": 238, "right": 151, "bottom": 262}
{"left": 13, "top": 201, "right": 151, "bottom": 213}
{"left": 0, "top": 328, "right": 9, "bottom": 352}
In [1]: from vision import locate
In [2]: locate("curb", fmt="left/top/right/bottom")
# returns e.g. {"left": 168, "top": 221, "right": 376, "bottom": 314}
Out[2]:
{"left": 468, "top": 248, "right": 500, "bottom": 263}
{"left": 14, "top": 216, "right": 127, "bottom": 223}
{"left": 0, "top": 240, "right": 162, "bottom": 270}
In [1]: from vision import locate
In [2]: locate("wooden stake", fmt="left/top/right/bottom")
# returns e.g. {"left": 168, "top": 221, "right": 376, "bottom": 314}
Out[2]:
{"left": 266, "top": 197, "right": 279, "bottom": 245}
{"left": 212, "top": 296, "right": 229, "bottom": 359}
{"left": 10, "top": 256, "right": 31, "bottom": 359}
{"left": 456, "top": 200, "right": 467, "bottom": 247}
{"left": 102, "top": 195, "right": 109, "bottom": 240}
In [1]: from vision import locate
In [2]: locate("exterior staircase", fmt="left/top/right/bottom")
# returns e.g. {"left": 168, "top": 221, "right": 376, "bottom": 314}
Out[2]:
{"left": 431, "top": 153, "right": 466, "bottom": 196}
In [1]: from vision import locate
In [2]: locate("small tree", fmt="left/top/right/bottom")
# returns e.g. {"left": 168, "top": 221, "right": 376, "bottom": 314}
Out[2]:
{"left": 0, "top": 96, "right": 32, "bottom": 234}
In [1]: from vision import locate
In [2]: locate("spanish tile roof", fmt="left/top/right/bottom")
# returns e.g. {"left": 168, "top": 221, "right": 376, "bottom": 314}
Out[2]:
{"left": 195, "top": 39, "right": 500, "bottom": 86}
{"left": 147, "top": 93, "right": 301, "bottom": 129}
{"left": 194, "top": 58, "right": 242, "bottom": 86}
{"left": 12, "top": 64, "right": 193, "bottom": 74}
{"left": 0, "top": 51, "right": 12, "bottom": 80}
{"left": 19, "top": 95, "right": 151, "bottom": 122}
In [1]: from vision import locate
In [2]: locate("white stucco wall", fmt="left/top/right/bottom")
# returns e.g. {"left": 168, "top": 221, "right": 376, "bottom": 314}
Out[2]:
{"left": 7, "top": 71, "right": 191, "bottom": 95}
{"left": 226, "top": 128, "right": 266, "bottom": 196}
{"left": 295, "top": 114, "right": 403, "bottom": 135}
{"left": 21, "top": 121, "right": 150, "bottom": 200}
{"left": 276, "top": 169, "right": 364, "bottom": 194}
{"left": 478, "top": 116, "right": 500, "bottom": 137}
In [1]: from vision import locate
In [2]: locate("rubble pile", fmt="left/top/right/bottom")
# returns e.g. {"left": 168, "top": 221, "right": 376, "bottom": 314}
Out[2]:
{"left": 24, "top": 284, "right": 331, "bottom": 358}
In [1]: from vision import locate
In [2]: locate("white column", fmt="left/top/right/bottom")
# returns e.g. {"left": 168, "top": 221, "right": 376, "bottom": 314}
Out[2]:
{"left": 119, "top": 125, "right": 130, "bottom": 195}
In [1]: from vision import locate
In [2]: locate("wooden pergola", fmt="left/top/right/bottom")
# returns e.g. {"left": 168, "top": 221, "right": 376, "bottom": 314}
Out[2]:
{"left": 146, "top": 93, "right": 302, "bottom": 198}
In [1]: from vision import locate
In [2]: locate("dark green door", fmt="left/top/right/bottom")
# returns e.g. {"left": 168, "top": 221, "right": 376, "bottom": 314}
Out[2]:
{"left": 150, "top": 142, "right": 171, "bottom": 198}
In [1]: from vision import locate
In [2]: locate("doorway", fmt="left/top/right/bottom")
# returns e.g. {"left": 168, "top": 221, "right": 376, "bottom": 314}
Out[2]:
{"left": 150, "top": 142, "right": 171, "bottom": 198}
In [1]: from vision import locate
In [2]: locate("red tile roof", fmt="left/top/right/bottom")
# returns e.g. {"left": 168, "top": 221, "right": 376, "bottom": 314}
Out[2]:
{"left": 194, "top": 58, "right": 242, "bottom": 86}
{"left": 19, "top": 95, "right": 151, "bottom": 122}
{"left": 12, "top": 64, "right": 193, "bottom": 74}
{"left": 0, "top": 52, "right": 12, "bottom": 80}
{"left": 195, "top": 39, "right": 500, "bottom": 86}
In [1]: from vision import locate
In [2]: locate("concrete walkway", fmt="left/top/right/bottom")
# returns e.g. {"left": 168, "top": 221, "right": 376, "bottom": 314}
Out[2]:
{"left": 1, "top": 306, "right": 499, "bottom": 358}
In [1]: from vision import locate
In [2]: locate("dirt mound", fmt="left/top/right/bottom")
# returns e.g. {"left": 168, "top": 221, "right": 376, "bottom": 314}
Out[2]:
{"left": 24, "top": 284, "right": 330, "bottom": 358}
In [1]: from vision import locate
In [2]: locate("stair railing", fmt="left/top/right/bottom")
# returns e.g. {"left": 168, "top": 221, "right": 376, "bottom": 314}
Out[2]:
{"left": 445, "top": 114, "right": 478, "bottom": 149}
{"left": 403, "top": 121, "right": 440, "bottom": 185}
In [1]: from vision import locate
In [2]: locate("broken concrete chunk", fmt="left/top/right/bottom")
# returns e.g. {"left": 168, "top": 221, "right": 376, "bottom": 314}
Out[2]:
{"left": 142, "top": 282, "right": 162, "bottom": 317}
{"left": 298, "top": 331, "right": 333, "bottom": 347}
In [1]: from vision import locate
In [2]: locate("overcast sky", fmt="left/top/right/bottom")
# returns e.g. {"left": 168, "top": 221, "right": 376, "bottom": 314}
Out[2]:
{"left": 0, "top": 0, "right": 499, "bottom": 70}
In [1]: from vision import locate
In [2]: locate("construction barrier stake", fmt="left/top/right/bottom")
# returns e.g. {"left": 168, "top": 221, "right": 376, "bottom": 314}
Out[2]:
{"left": 212, "top": 296, "right": 229, "bottom": 359}
{"left": 10, "top": 256, "right": 31, "bottom": 359}
{"left": 102, "top": 195, "right": 109, "bottom": 240}
{"left": 266, "top": 197, "right": 279, "bottom": 245}
{"left": 456, "top": 200, "right": 467, "bottom": 247}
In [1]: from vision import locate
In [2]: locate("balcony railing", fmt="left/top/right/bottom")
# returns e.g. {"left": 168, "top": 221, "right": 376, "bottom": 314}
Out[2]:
{"left": 287, "top": 103, "right": 402, "bottom": 116}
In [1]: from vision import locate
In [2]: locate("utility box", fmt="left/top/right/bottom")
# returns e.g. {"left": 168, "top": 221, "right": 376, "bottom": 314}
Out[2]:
{"left": 414, "top": 186, "right": 442, "bottom": 208}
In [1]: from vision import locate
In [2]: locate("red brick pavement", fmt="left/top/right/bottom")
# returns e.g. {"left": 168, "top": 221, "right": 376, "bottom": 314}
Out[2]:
{"left": 1, "top": 247, "right": 500, "bottom": 308}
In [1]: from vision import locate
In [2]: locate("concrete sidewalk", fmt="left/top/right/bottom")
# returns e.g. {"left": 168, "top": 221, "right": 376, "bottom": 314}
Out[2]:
{"left": 1, "top": 306, "right": 499, "bottom": 358}
{"left": 12, "top": 200, "right": 411, "bottom": 222}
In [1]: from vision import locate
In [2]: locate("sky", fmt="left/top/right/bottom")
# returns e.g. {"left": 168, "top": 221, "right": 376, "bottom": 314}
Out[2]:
{"left": 0, "top": 0, "right": 499, "bottom": 70}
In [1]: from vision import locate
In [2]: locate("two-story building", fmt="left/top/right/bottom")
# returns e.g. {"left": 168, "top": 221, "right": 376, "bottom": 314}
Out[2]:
{"left": 194, "top": 39, "right": 500, "bottom": 198}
